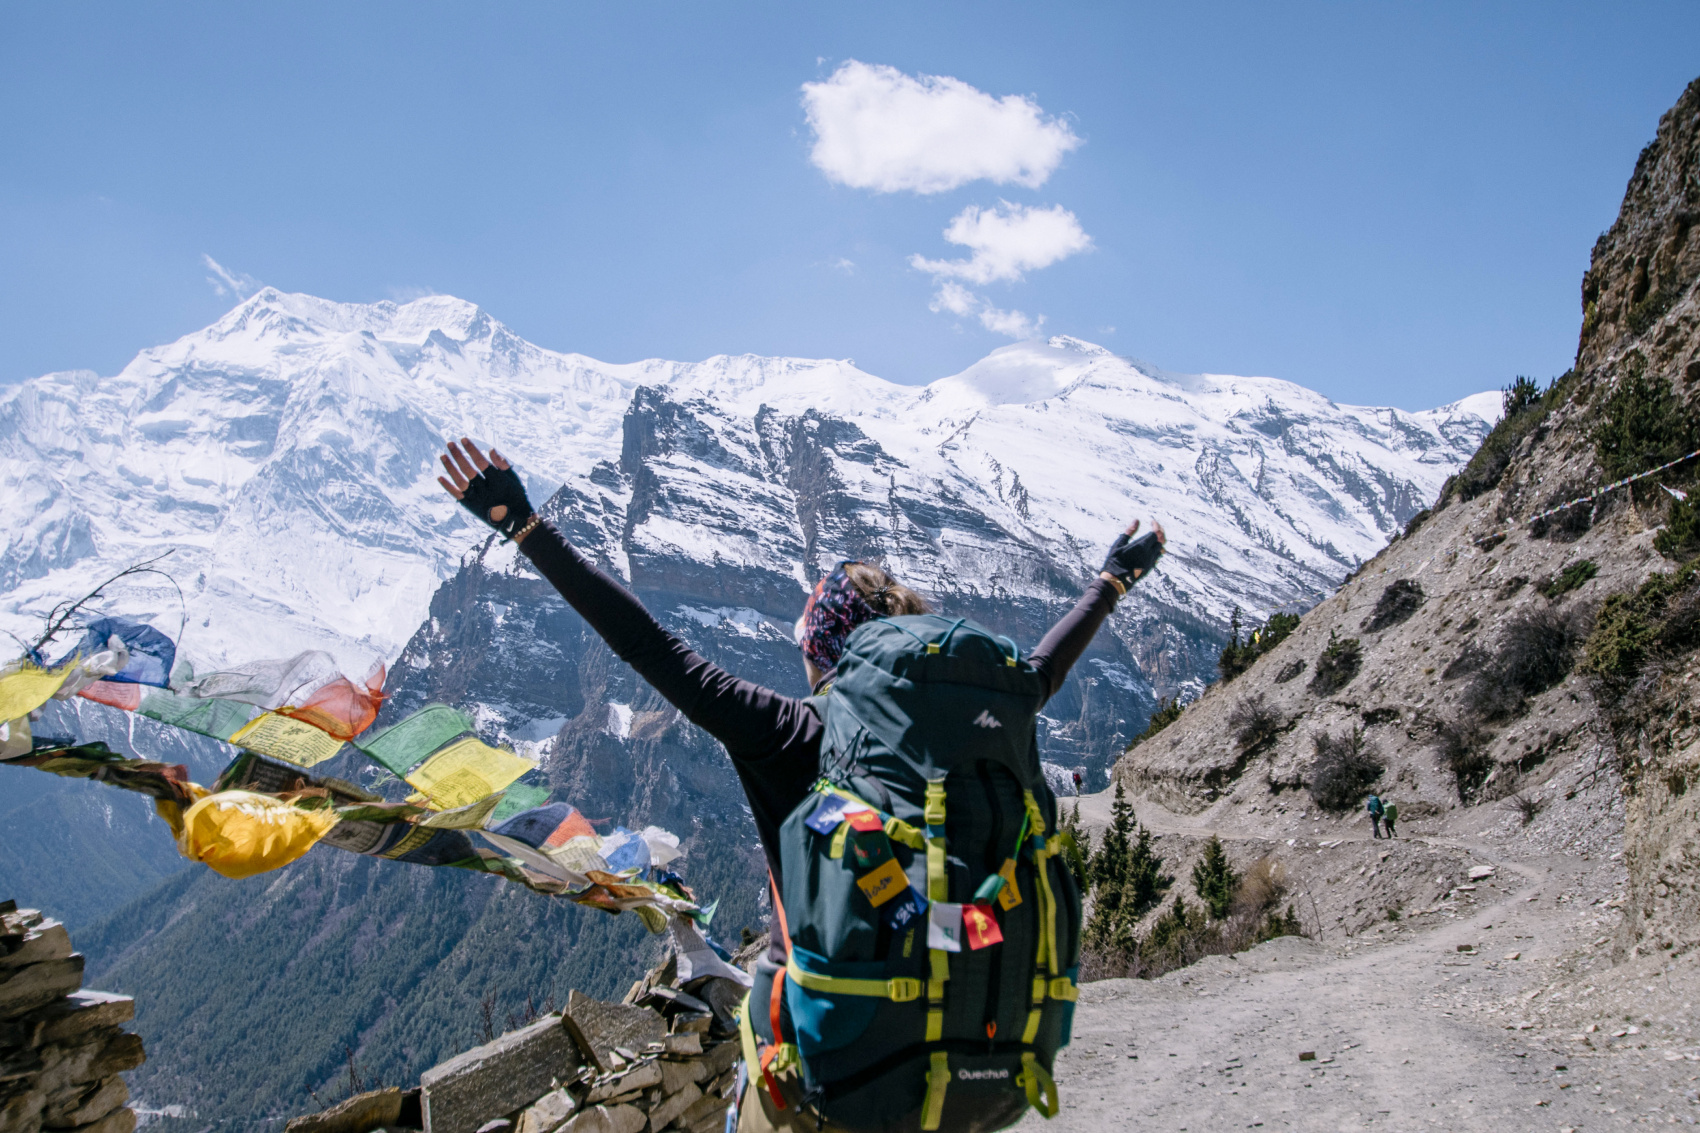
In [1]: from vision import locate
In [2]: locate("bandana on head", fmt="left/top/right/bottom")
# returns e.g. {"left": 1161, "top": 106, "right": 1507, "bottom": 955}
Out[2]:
{"left": 797, "top": 562, "right": 881, "bottom": 676}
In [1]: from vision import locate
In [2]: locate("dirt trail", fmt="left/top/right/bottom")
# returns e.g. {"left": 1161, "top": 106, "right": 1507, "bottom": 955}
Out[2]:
{"left": 1017, "top": 791, "right": 1700, "bottom": 1130}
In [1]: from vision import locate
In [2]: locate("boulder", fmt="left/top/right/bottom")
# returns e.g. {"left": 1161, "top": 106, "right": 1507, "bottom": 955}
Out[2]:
{"left": 421, "top": 1016, "right": 585, "bottom": 1133}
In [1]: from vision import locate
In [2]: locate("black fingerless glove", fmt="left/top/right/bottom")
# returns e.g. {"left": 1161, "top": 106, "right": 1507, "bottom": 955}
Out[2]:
{"left": 1101, "top": 531, "right": 1164, "bottom": 592}
{"left": 458, "top": 465, "right": 536, "bottom": 540}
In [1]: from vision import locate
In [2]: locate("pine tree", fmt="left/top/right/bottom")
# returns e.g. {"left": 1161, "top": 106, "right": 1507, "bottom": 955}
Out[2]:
{"left": 1147, "top": 894, "right": 1190, "bottom": 952}
{"left": 1091, "top": 780, "right": 1135, "bottom": 891}
{"left": 1058, "top": 799, "right": 1091, "bottom": 889}
{"left": 1191, "top": 835, "right": 1239, "bottom": 921}
{"left": 1123, "top": 822, "right": 1172, "bottom": 918}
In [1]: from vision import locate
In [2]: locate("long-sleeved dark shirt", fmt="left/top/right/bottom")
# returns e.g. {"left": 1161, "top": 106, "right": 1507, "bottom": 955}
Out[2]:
{"left": 519, "top": 521, "right": 1120, "bottom": 882}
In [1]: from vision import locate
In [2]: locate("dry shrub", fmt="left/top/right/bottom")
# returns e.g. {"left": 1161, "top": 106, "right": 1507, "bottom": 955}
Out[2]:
{"left": 1308, "top": 727, "right": 1384, "bottom": 812}
{"left": 1362, "top": 579, "right": 1425, "bottom": 633}
{"left": 1499, "top": 792, "right": 1544, "bottom": 826}
{"left": 1433, "top": 716, "right": 1493, "bottom": 803}
{"left": 1462, "top": 606, "right": 1586, "bottom": 720}
{"left": 1228, "top": 694, "right": 1282, "bottom": 750}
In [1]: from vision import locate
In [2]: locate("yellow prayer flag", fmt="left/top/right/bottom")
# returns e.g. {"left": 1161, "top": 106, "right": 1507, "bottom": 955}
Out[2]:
{"left": 0, "top": 666, "right": 71, "bottom": 722}
{"left": 228, "top": 711, "right": 346, "bottom": 767}
{"left": 177, "top": 790, "right": 338, "bottom": 879}
{"left": 404, "top": 736, "right": 535, "bottom": 811}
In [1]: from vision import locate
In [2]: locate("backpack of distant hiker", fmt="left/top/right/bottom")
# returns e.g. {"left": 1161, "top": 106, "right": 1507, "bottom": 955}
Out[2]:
{"left": 739, "top": 615, "right": 1083, "bottom": 1133}
{"left": 1367, "top": 795, "right": 1384, "bottom": 816}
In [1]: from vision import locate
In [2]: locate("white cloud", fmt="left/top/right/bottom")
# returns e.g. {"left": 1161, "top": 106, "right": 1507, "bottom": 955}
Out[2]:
{"left": 386, "top": 285, "right": 440, "bottom": 302}
{"left": 802, "top": 60, "right": 1081, "bottom": 194}
{"left": 910, "top": 202, "right": 1092, "bottom": 284}
{"left": 202, "top": 254, "right": 258, "bottom": 299}
{"left": 927, "top": 280, "right": 1042, "bottom": 340}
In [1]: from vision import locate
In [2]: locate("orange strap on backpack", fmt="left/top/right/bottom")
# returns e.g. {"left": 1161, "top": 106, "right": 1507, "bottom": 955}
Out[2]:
{"left": 760, "top": 870, "right": 793, "bottom": 1110}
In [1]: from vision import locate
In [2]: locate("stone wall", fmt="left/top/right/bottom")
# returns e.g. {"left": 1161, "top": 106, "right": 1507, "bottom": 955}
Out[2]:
{"left": 284, "top": 956, "right": 752, "bottom": 1133}
{"left": 0, "top": 901, "right": 145, "bottom": 1133}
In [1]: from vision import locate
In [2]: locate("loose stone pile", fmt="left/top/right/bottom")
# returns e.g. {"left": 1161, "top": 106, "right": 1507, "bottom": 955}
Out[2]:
{"left": 286, "top": 959, "right": 749, "bottom": 1133}
{"left": 0, "top": 901, "right": 145, "bottom": 1133}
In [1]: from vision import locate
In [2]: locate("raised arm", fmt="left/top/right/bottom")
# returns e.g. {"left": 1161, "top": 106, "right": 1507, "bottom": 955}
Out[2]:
{"left": 1029, "top": 520, "right": 1166, "bottom": 700}
{"left": 437, "top": 439, "right": 819, "bottom": 764}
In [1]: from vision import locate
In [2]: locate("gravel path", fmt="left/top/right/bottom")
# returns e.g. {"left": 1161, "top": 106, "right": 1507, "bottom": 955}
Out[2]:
{"left": 1018, "top": 801, "right": 1700, "bottom": 1130}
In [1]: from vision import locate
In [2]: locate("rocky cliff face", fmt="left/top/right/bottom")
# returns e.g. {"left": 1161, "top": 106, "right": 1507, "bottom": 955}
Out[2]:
{"left": 1115, "top": 76, "right": 1700, "bottom": 963}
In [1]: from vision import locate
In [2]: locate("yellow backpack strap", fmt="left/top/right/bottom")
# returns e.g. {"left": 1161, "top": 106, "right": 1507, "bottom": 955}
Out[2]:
{"left": 1019, "top": 1052, "right": 1059, "bottom": 1118}
{"left": 921, "top": 1050, "right": 950, "bottom": 1131}
{"left": 1021, "top": 790, "right": 1061, "bottom": 1044}
{"left": 924, "top": 778, "right": 949, "bottom": 1042}
{"left": 736, "top": 991, "right": 761, "bottom": 1080}
{"left": 785, "top": 959, "right": 922, "bottom": 1002}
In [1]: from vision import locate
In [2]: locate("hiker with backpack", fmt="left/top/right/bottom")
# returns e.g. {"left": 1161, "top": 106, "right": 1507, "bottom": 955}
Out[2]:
{"left": 1367, "top": 793, "right": 1385, "bottom": 839}
{"left": 1382, "top": 798, "right": 1398, "bottom": 839}
{"left": 438, "top": 438, "right": 1166, "bottom": 1133}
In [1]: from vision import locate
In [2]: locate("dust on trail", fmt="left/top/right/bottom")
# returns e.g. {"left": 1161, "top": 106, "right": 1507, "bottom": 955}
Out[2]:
{"left": 1017, "top": 792, "right": 1700, "bottom": 1130}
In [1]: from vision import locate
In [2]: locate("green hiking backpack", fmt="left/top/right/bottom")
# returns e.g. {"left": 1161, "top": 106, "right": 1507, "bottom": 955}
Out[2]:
{"left": 740, "top": 615, "right": 1083, "bottom": 1133}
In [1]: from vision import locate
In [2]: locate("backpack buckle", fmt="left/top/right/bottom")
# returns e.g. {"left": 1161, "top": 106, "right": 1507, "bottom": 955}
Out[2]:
{"left": 887, "top": 977, "right": 923, "bottom": 1002}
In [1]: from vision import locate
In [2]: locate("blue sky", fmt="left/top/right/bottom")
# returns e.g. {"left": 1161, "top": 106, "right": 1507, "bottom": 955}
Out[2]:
{"left": 2, "top": 2, "right": 1697, "bottom": 409}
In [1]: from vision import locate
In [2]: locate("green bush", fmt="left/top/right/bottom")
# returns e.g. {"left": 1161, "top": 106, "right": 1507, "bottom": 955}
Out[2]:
{"left": 1582, "top": 562, "right": 1700, "bottom": 685}
{"left": 1218, "top": 608, "right": 1301, "bottom": 683}
{"left": 1539, "top": 559, "right": 1598, "bottom": 600}
{"left": 1125, "top": 696, "right": 1184, "bottom": 750}
{"left": 1307, "top": 631, "right": 1363, "bottom": 696}
{"left": 1592, "top": 365, "right": 1700, "bottom": 488}
{"left": 1655, "top": 493, "right": 1700, "bottom": 561}
{"left": 1450, "top": 374, "right": 1572, "bottom": 502}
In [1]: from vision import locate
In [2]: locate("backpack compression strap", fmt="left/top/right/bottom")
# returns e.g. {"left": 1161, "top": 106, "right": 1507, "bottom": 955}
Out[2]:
{"left": 922, "top": 778, "right": 951, "bottom": 1130}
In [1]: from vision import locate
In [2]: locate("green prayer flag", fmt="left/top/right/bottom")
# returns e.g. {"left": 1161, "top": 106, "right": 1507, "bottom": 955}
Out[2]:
{"left": 355, "top": 704, "right": 474, "bottom": 776}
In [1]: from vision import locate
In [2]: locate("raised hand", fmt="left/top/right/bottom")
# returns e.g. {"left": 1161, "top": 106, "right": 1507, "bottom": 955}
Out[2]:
{"left": 437, "top": 438, "right": 537, "bottom": 542}
{"left": 1099, "top": 519, "right": 1166, "bottom": 594}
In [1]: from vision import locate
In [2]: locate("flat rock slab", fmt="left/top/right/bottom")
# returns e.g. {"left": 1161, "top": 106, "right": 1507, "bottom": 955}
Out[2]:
{"left": 0, "top": 956, "right": 84, "bottom": 1019}
{"left": 562, "top": 992, "right": 665, "bottom": 1074}
{"left": 285, "top": 1086, "right": 403, "bottom": 1133}
{"left": 422, "top": 1016, "right": 585, "bottom": 1133}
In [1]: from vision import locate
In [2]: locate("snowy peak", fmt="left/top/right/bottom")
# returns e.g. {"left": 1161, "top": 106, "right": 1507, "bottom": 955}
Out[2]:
{"left": 1, "top": 291, "right": 1493, "bottom": 696}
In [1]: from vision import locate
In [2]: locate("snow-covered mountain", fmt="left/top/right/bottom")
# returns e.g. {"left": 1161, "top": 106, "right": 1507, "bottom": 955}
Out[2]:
{"left": 0, "top": 288, "right": 1496, "bottom": 697}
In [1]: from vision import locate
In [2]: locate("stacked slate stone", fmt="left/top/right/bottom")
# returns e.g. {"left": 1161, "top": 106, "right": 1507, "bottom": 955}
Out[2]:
{"left": 0, "top": 901, "right": 145, "bottom": 1133}
{"left": 287, "top": 973, "right": 747, "bottom": 1133}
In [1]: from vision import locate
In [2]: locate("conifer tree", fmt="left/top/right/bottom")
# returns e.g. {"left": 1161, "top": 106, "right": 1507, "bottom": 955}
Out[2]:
{"left": 1123, "top": 821, "right": 1172, "bottom": 918}
{"left": 1091, "top": 780, "right": 1134, "bottom": 890}
{"left": 1191, "top": 835, "right": 1239, "bottom": 921}
{"left": 1059, "top": 798, "right": 1091, "bottom": 889}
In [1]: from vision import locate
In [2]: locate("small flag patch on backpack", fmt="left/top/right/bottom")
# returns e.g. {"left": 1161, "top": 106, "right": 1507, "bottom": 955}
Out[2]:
{"left": 855, "top": 857, "right": 910, "bottom": 907}
{"left": 805, "top": 793, "right": 867, "bottom": 834}
{"left": 996, "top": 858, "right": 1023, "bottom": 910}
{"left": 928, "top": 901, "right": 963, "bottom": 952}
{"left": 845, "top": 810, "right": 885, "bottom": 832}
{"left": 883, "top": 886, "right": 927, "bottom": 931}
{"left": 964, "top": 902, "right": 1004, "bottom": 950}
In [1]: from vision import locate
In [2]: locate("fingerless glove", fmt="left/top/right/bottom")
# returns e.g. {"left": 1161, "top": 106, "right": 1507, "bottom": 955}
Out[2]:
{"left": 1101, "top": 530, "right": 1164, "bottom": 592}
{"left": 457, "top": 465, "right": 536, "bottom": 540}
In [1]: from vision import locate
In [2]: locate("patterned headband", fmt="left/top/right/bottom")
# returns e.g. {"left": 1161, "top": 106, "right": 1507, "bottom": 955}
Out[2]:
{"left": 797, "top": 562, "right": 881, "bottom": 677}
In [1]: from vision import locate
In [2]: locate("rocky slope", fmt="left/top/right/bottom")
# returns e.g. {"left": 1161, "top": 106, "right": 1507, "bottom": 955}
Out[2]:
{"left": 1114, "top": 75, "right": 1700, "bottom": 969}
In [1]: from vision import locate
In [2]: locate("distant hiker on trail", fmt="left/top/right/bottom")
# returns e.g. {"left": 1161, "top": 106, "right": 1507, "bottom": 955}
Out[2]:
{"left": 438, "top": 438, "right": 1166, "bottom": 1133}
{"left": 1072, "top": 770, "right": 1083, "bottom": 796}
{"left": 1382, "top": 799, "right": 1398, "bottom": 839}
{"left": 1367, "top": 793, "right": 1385, "bottom": 839}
